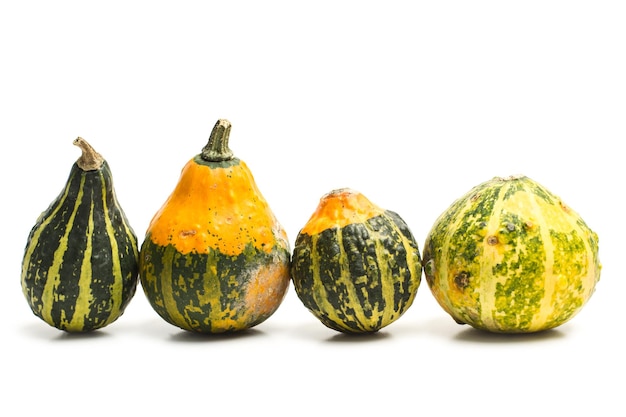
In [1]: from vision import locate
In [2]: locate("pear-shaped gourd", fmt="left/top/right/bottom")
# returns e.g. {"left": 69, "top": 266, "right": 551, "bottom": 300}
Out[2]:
{"left": 139, "top": 119, "right": 291, "bottom": 333}
{"left": 21, "top": 138, "right": 139, "bottom": 332}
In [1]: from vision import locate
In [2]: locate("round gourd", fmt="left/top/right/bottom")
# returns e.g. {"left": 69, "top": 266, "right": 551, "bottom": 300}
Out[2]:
{"left": 139, "top": 119, "right": 290, "bottom": 333}
{"left": 291, "top": 188, "right": 422, "bottom": 333}
{"left": 422, "top": 175, "right": 601, "bottom": 333}
{"left": 21, "top": 138, "right": 139, "bottom": 332}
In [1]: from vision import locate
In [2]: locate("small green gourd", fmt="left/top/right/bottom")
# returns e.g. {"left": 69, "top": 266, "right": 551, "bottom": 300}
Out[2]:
{"left": 21, "top": 137, "right": 139, "bottom": 332}
{"left": 291, "top": 188, "right": 422, "bottom": 333}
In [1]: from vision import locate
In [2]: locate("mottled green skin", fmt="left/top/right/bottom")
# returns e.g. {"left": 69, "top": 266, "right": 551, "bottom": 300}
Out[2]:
{"left": 423, "top": 176, "right": 601, "bottom": 333}
{"left": 291, "top": 211, "right": 422, "bottom": 333}
{"left": 140, "top": 239, "right": 290, "bottom": 333}
{"left": 21, "top": 161, "right": 139, "bottom": 332}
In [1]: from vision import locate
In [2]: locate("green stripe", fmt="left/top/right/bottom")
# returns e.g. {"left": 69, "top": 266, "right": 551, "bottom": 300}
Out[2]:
{"left": 101, "top": 169, "right": 121, "bottom": 326}
{"left": 342, "top": 222, "right": 385, "bottom": 330}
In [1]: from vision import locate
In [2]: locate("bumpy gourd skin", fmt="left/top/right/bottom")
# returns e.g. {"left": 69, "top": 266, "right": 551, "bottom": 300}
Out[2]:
{"left": 21, "top": 138, "right": 139, "bottom": 332}
{"left": 422, "top": 175, "right": 601, "bottom": 333}
{"left": 291, "top": 189, "right": 422, "bottom": 333}
{"left": 139, "top": 119, "right": 291, "bottom": 333}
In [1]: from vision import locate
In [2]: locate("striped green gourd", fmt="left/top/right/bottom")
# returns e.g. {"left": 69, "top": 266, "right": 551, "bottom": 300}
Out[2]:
{"left": 291, "top": 188, "right": 422, "bottom": 333}
{"left": 21, "top": 138, "right": 139, "bottom": 332}
{"left": 422, "top": 175, "right": 601, "bottom": 333}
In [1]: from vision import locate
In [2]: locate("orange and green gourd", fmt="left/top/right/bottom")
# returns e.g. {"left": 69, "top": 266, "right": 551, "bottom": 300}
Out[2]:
{"left": 291, "top": 188, "right": 422, "bottom": 333}
{"left": 422, "top": 175, "right": 601, "bottom": 333}
{"left": 21, "top": 138, "right": 139, "bottom": 332}
{"left": 139, "top": 119, "right": 290, "bottom": 333}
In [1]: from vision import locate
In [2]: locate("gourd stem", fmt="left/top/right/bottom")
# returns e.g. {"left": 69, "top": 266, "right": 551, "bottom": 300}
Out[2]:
{"left": 201, "top": 119, "right": 234, "bottom": 162}
{"left": 73, "top": 137, "right": 104, "bottom": 171}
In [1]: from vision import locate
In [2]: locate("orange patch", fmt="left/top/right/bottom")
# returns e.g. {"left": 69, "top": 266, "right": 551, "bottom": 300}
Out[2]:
{"left": 300, "top": 188, "right": 385, "bottom": 236}
{"left": 147, "top": 158, "right": 286, "bottom": 256}
{"left": 243, "top": 261, "right": 290, "bottom": 318}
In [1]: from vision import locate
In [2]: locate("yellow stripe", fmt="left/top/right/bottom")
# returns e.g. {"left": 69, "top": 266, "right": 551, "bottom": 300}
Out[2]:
{"left": 159, "top": 247, "right": 186, "bottom": 327}
{"left": 479, "top": 184, "right": 509, "bottom": 330}
{"left": 41, "top": 175, "right": 86, "bottom": 326}
{"left": 527, "top": 191, "right": 556, "bottom": 331}
{"left": 199, "top": 250, "right": 226, "bottom": 330}
{"left": 69, "top": 196, "right": 94, "bottom": 331}
{"left": 373, "top": 227, "right": 393, "bottom": 329}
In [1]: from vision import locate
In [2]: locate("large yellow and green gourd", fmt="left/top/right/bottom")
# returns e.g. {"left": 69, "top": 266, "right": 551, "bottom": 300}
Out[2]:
{"left": 139, "top": 119, "right": 291, "bottom": 333}
{"left": 422, "top": 175, "right": 601, "bottom": 333}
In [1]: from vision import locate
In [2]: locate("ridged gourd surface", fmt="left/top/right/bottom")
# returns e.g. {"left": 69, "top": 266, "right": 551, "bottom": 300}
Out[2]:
{"left": 423, "top": 176, "right": 601, "bottom": 333}
{"left": 292, "top": 189, "right": 422, "bottom": 333}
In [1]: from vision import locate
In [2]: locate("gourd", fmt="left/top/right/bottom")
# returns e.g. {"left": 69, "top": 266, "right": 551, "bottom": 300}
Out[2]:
{"left": 21, "top": 138, "right": 139, "bottom": 332}
{"left": 139, "top": 119, "right": 291, "bottom": 333}
{"left": 291, "top": 188, "right": 422, "bottom": 333}
{"left": 422, "top": 175, "right": 601, "bottom": 333}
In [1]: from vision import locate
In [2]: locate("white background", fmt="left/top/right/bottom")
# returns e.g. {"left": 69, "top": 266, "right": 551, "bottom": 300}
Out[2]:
{"left": 1, "top": 1, "right": 624, "bottom": 416}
